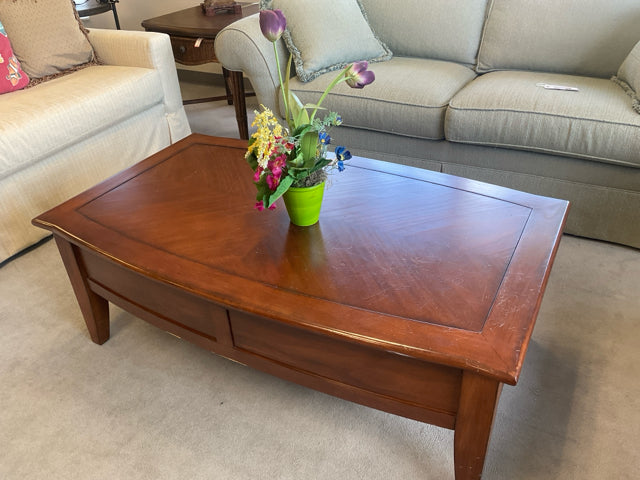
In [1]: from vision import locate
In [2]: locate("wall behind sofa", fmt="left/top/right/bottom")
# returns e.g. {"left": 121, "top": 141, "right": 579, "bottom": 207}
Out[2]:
{"left": 77, "top": 0, "right": 198, "bottom": 31}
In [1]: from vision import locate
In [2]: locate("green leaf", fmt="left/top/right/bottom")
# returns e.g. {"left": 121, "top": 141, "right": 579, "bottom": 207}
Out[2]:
{"left": 294, "top": 105, "right": 310, "bottom": 129}
{"left": 308, "top": 158, "right": 331, "bottom": 173}
{"left": 284, "top": 55, "right": 292, "bottom": 124}
{"left": 302, "top": 103, "right": 325, "bottom": 111}
{"left": 266, "top": 175, "right": 294, "bottom": 208}
{"left": 300, "top": 130, "right": 319, "bottom": 168}
{"left": 288, "top": 167, "right": 310, "bottom": 180}
{"left": 289, "top": 150, "right": 305, "bottom": 168}
{"left": 292, "top": 123, "right": 313, "bottom": 138}
{"left": 288, "top": 91, "right": 304, "bottom": 130}
{"left": 246, "top": 151, "right": 258, "bottom": 171}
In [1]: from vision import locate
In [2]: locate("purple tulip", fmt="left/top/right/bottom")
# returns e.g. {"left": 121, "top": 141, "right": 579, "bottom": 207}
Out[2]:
{"left": 345, "top": 61, "right": 375, "bottom": 89}
{"left": 259, "top": 9, "right": 286, "bottom": 42}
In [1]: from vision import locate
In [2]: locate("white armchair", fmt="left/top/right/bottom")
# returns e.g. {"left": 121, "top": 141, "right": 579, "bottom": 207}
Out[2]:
{"left": 0, "top": 29, "right": 190, "bottom": 262}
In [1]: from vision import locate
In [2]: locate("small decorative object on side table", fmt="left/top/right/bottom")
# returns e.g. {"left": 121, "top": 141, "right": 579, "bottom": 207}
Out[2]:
{"left": 201, "top": 0, "right": 241, "bottom": 16}
{"left": 246, "top": 9, "right": 375, "bottom": 225}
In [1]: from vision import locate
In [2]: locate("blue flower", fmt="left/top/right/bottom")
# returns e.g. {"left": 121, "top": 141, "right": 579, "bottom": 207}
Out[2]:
{"left": 335, "top": 146, "right": 351, "bottom": 172}
{"left": 319, "top": 132, "right": 331, "bottom": 145}
{"left": 335, "top": 146, "right": 351, "bottom": 161}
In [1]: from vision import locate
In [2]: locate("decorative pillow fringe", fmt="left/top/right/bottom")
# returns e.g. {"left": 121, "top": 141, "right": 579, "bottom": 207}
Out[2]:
{"left": 27, "top": 59, "right": 100, "bottom": 87}
{"left": 611, "top": 76, "right": 640, "bottom": 115}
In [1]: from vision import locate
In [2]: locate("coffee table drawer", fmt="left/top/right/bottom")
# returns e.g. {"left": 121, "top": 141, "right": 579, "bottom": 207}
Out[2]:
{"left": 230, "top": 311, "right": 462, "bottom": 417}
{"left": 78, "top": 249, "right": 230, "bottom": 346}
{"left": 170, "top": 36, "right": 216, "bottom": 65}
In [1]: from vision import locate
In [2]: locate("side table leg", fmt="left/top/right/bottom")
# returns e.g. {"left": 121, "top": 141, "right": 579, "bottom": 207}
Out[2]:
{"left": 54, "top": 237, "right": 110, "bottom": 344}
{"left": 228, "top": 70, "right": 249, "bottom": 140}
{"left": 454, "top": 371, "right": 503, "bottom": 479}
{"left": 222, "top": 67, "right": 233, "bottom": 105}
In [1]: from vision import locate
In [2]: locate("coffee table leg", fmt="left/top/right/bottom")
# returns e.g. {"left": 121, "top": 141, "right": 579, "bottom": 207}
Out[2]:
{"left": 454, "top": 372, "right": 503, "bottom": 479}
{"left": 54, "top": 237, "right": 110, "bottom": 344}
{"left": 228, "top": 69, "right": 249, "bottom": 140}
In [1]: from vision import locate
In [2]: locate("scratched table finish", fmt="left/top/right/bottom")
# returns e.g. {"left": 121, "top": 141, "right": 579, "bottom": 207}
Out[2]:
{"left": 33, "top": 134, "right": 569, "bottom": 479}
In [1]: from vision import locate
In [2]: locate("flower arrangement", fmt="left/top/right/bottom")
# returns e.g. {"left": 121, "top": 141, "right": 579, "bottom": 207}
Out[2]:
{"left": 246, "top": 8, "right": 375, "bottom": 211}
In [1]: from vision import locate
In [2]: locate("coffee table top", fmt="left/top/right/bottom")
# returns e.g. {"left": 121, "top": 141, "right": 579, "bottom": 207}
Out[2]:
{"left": 34, "top": 134, "right": 569, "bottom": 384}
{"left": 141, "top": 3, "right": 259, "bottom": 38}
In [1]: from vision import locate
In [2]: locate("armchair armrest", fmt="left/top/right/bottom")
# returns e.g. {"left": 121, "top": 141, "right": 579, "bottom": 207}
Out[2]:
{"left": 214, "top": 14, "right": 289, "bottom": 116}
{"left": 87, "top": 28, "right": 191, "bottom": 140}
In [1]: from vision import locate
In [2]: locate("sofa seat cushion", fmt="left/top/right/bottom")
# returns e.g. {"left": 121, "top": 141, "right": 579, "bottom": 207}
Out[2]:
{"left": 287, "top": 56, "right": 476, "bottom": 140}
{"left": 446, "top": 71, "right": 640, "bottom": 168}
{"left": 0, "top": 65, "right": 164, "bottom": 180}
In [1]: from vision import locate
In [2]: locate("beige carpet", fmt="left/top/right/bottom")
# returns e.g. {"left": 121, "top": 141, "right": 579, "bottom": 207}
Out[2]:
{"left": 1, "top": 76, "right": 639, "bottom": 479}
{"left": 180, "top": 71, "right": 258, "bottom": 140}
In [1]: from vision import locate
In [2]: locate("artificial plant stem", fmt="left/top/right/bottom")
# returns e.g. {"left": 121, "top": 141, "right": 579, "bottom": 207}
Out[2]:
{"left": 310, "top": 69, "right": 347, "bottom": 122}
{"left": 273, "top": 42, "right": 289, "bottom": 124}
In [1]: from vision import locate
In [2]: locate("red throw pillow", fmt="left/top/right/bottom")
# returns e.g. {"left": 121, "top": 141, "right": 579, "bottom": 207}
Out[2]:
{"left": 0, "top": 20, "right": 29, "bottom": 94}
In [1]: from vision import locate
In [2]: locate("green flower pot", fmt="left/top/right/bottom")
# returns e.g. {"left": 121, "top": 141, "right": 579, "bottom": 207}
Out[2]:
{"left": 282, "top": 182, "right": 325, "bottom": 226}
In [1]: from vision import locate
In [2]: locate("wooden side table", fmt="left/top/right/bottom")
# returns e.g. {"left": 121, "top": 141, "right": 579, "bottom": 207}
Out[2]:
{"left": 142, "top": 3, "right": 259, "bottom": 139}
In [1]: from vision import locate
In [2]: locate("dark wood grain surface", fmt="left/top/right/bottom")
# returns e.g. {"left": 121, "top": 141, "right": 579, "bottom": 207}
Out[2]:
{"left": 34, "top": 134, "right": 568, "bottom": 384}
{"left": 33, "top": 134, "right": 569, "bottom": 479}
{"left": 141, "top": 3, "right": 259, "bottom": 38}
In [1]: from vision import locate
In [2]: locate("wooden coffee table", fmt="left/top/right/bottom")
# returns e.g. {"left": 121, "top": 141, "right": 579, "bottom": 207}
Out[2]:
{"left": 142, "top": 3, "right": 259, "bottom": 139}
{"left": 33, "top": 134, "right": 569, "bottom": 479}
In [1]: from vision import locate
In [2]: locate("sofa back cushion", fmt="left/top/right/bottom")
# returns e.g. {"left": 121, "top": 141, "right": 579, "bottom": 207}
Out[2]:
{"left": 0, "top": 0, "right": 95, "bottom": 80}
{"left": 359, "top": 0, "right": 489, "bottom": 66}
{"left": 477, "top": 0, "right": 640, "bottom": 78}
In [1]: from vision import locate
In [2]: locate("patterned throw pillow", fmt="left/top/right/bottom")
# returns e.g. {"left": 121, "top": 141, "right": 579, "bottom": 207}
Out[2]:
{"left": 614, "top": 41, "right": 640, "bottom": 114}
{"left": 0, "top": 19, "right": 29, "bottom": 94}
{"left": 0, "top": 0, "right": 95, "bottom": 80}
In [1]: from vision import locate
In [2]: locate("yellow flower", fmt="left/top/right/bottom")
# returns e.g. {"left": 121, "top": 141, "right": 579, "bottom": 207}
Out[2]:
{"left": 246, "top": 106, "right": 285, "bottom": 169}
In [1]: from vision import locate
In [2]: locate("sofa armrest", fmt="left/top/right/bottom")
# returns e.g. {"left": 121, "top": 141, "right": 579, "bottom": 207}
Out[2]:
{"left": 214, "top": 14, "right": 289, "bottom": 116}
{"left": 87, "top": 28, "right": 190, "bottom": 140}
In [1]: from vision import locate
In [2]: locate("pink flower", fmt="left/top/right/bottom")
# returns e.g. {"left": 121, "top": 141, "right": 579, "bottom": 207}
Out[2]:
{"left": 271, "top": 165, "right": 283, "bottom": 179}
{"left": 266, "top": 174, "right": 280, "bottom": 190}
{"left": 253, "top": 166, "right": 263, "bottom": 183}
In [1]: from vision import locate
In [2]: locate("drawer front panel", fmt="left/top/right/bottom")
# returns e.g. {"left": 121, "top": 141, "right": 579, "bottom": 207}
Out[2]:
{"left": 80, "top": 250, "right": 228, "bottom": 343}
{"left": 170, "top": 36, "right": 216, "bottom": 65}
{"left": 230, "top": 311, "right": 462, "bottom": 415}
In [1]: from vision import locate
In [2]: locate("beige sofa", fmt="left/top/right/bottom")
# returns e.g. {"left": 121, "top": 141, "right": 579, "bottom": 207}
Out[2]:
{"left": 0, "top": 28, "right": 191, "bottom": 263}
{"left": 215, "top": 0, "right": 640, "bottom": 248}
